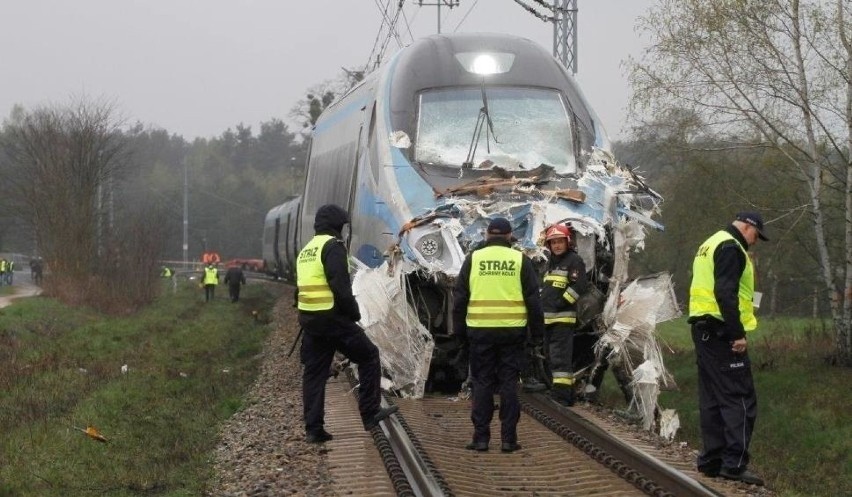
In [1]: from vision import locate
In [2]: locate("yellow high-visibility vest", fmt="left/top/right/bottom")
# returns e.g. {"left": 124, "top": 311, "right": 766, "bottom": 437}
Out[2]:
{"left": 296, "top": 235, "right": 335, "bottom": 311}
{"left": 689, "top": 230, "right": 757, "bottom": 331}
{"left": 466, "top": 245, "right": 527, "bottom": 328}
{"left": 203, "top": 267, "right": 218, "bottom": 285}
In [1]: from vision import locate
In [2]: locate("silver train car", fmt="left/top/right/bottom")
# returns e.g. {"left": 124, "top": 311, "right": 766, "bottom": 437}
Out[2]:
{"left": 263, "top": 33, "right": 665, "bottom": 394}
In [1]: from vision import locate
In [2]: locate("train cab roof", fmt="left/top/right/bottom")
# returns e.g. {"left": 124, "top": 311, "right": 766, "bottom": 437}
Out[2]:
{"left": 387, "top": 33, "right": 599, "bottom": 148}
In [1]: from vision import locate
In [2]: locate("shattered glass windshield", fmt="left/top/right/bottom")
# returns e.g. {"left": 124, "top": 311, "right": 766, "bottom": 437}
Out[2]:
{"left": 415, "top": 87, "right": 577, "bottom": 174}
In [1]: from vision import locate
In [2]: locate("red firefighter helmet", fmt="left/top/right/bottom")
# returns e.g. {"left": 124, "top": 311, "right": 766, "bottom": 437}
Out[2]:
{"left": 544, "top": 224, "right": 572, "bottom": 243}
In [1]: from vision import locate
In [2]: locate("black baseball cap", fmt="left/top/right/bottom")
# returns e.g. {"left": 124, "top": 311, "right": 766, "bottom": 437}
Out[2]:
{"left": 736, "top": 211, "right": 769, "bottom": 241}
{"left": 487, "top": 217, "right": 513, "bottom": 236}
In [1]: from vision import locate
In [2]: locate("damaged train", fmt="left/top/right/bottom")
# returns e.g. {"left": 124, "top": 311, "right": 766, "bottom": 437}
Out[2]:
{"left": 263, "top": 33, "right": 679, "bottom": 418}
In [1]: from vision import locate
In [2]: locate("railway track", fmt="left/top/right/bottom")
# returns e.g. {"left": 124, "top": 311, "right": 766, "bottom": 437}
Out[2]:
{"left": 316, "top": 372, "right": 734, "bottom": 497}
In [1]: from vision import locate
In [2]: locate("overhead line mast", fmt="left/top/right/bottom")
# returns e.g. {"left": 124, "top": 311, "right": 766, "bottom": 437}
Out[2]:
{"left": 513, "top": 0, "right": 578, "bottom": 75}
{"left": 417, "top": 0, "right": 460, "bottom": 34}
{"left": 553, "top": 0, "right": 578, "bottom": 74}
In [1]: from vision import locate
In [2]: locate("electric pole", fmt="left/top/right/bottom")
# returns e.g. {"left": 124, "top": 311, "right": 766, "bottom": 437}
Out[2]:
{"left": 514, "top": 0, "right": 578, "bottom": 74}
{"left": 553, "top": 0, "right": 578, "bottom": 74}
{"left": 417, "top": 0, "right": 459, "bottom": 34}
{"left": 182, "top": 157, "right": 189, "bottom": 270}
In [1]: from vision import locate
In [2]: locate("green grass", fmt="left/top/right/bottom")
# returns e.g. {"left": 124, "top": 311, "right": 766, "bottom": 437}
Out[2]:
{"left": 3, "top": 284, "right": 848, "bottom": 496}
{"left": 598, "top": 317, "right": 851, "bottom": 497}
{"left": 0, "top": 281, "right": 282, "bottom": 497}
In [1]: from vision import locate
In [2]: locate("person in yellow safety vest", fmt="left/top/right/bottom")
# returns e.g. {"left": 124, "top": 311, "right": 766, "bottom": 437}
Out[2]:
{"left": 161, "top": 266, "right": 173, "bottom": 278}
{"left": 202, "top": 263, "right": 218, "bottom": 302}
{"left": 296, "top": 204, "right": 397, "bottom": 444}
{"left": 688, "top": 211, "right": 767, "bottom": 487}
{"left": 0, "top": 259, "right": 6, "bottom": 286}
{"left": 7, "top": 260, "right": 14, "bottom": 285}
{"left": 452, "top": 217, "right": 545, "bottom": 453}
{"left": 539, "top": 223, "right": 587, "bottom": 406}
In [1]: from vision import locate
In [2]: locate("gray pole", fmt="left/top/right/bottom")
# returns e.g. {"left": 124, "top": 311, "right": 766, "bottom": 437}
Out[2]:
{"left": 418, "top": 0, "right": 458, "bottom": 34}
{"left": 182, "top": 157, "right": 189, "bottom": 270}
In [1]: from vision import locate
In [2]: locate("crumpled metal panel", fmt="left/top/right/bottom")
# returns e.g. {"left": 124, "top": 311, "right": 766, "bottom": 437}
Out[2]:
{"left": 352, "top": 149, "right": 674, "bottom": 409}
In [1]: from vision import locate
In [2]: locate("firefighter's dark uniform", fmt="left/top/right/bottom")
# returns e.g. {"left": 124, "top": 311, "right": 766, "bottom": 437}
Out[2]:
{"left": 541, "top": 248, "right": 587, "bottom": 405}
{"left": 688, "top": 223, "right": 760, "bottom": 477}
{"left": 297, "top": 204, "right": 392, "bottom": 440}
{"left": 452, "top": 223, "right": 544, "bottom": 451}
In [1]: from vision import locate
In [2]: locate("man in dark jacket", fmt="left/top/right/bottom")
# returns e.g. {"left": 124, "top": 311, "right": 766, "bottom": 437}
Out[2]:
{"left": 687, "top": 211, "right": 767, "bottom": 486}
{"left": 296, "top": 204, "right": 397, "bottom": 444}
{"left": 453, "top": 217, "right": 545, "bottom": 453}
{"left": 540, "top": 223, "right": 587, "bottom": 406}
{"left": 223, "top": 265, "right": 246, "bottom": 302}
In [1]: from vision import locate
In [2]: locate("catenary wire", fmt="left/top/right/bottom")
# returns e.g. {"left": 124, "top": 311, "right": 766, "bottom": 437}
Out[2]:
{"left": 453, "top": 0, "right": 480, "bottom": 32}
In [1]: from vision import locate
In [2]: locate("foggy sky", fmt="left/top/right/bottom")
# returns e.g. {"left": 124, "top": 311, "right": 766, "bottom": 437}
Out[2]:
{"left": 0, "top": 0, "right": 654, "bottom": 140}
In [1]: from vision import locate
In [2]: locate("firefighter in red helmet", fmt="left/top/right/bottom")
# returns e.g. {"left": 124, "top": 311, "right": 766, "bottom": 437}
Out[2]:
{"left": 540, "top": 223, "right": 587, "bottom": 406}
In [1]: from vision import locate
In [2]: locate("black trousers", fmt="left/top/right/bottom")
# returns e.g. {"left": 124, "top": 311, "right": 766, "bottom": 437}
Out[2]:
{"left": 228, "top": 283, "right": 241, "bottom": 302}
{"left": 204, "top": 284, "right": 216, "bottom": 302}
{"left": 301, "top": 320, "right": 381, "bottom": 435}
{"left": 691, "top": 323, "right": 757, "bottom": 472}
{"left": 546, "top": 322, "right": 575, "bottom": 386}
{"left": 469, "top": 340, "right": 524, "bottom": 445}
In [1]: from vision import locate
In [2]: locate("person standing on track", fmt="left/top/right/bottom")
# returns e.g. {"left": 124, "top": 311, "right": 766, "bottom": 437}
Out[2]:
{"left": 453, "top": 217, "right": 545, "bottom": 453}
{"left": 540, "top": 223, "right": 587, "bottom": 406}
{"left": 296, "top": 204, "right": 397, "bottom": 444}
{"left": 688, "top": 211, "right": 767, "bottom": 486}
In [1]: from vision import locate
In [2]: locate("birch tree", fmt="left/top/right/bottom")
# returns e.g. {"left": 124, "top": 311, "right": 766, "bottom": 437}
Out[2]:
{"left": 629, "top": 0, "right": 852, "bottom": 365}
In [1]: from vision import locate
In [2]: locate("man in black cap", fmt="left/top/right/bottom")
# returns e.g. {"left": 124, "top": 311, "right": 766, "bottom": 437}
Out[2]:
{"left": 296, "top": 204, "right": 397, "bottom": 443}
{"left": 687, "top": 211, "right": 768, "bottom": 486}
{"left": 453, "top": 217, "right": 544, "bottom": 453}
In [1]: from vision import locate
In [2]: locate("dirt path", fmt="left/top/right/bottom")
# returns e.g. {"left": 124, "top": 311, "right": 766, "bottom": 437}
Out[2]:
{"left": 0, "top": 273, "right": 41, "bottom": 309}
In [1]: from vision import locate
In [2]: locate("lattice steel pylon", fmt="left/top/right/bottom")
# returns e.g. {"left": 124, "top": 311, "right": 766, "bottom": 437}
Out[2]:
{"left": 553, "top": 0, "right": 578, "bottom": 74}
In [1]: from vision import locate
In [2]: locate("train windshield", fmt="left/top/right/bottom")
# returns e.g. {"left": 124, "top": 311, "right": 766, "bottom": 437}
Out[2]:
{"left": 415, "top": 87, "right": 577, "bottom": 174}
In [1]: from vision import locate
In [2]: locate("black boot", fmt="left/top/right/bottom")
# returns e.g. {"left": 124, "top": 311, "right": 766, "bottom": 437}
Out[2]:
{"left": 551, "top": 385, "right": 575, "bottom": 406}
{"left": 364, "top": 405, "right": 399, "bottom": 430}
{"left": 522, "top": 376, "right": 547, "bottom": 392}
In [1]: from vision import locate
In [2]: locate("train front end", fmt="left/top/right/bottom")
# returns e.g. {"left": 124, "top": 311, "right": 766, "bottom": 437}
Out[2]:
{"left": 352, "top": 34, "right": 675, "bottom": 406}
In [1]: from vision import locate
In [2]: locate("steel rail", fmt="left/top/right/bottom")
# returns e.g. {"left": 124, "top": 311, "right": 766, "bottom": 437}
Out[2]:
{"left": 379, "top": 407, "right": 451, "bottom": 497}
{"left": 521, "top": 392, "right": 724, "bottom": 497}
{"left": 347, "top": 373, "right": 449, "bottom": 497}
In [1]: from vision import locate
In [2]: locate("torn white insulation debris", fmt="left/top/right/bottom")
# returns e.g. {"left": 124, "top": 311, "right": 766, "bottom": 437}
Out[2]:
{"left": 658, "top": 409, "right": 680, "bottom": 442}
{"left": 352, "top": 260, "right": 434, "bottom": 398}
{"left": 597, "top": 271, "right": 681, "bottom": 434}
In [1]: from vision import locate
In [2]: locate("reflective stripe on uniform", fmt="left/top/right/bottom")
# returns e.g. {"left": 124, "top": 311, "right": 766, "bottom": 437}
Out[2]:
{"left": 552, "top": 372, "right": 575, "bottom": 386}
{"left": 544, "top": 310, "right": 577, "bottom": 324}
{"left": 544, "top": 272, "right": 568, "bottom": 289}
{"left": 562, "top": 287, "right": 580, "bottom": 304}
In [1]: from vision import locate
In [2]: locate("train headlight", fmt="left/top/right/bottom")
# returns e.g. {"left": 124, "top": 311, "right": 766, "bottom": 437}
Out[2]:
{"left": 455, "top": 52, "right": 515, "bottom": 75}
{"left": 417, "top": 235, "right": 443, "bottom": 259}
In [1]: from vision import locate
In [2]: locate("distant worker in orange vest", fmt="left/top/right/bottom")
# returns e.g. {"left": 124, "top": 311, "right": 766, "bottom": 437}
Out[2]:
{"left": 202, "top": 251, "right": 221, "bottom": 265}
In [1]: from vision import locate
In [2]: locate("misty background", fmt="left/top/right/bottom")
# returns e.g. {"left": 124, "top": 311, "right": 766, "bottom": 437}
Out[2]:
{"left": 0, "top": 0, "right": 652, "bottom": 140}
{"left": 0, "top": 1, "right": 839, "bottom": 320}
